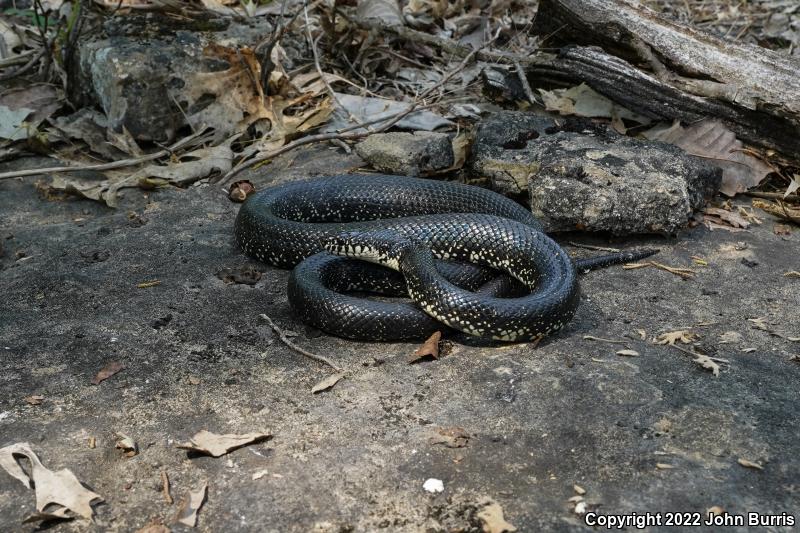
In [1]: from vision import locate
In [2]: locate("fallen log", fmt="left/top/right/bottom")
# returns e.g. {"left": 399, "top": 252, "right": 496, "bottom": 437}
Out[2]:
{"left": 529, "top": 0, "right": 800, "bottom": 159}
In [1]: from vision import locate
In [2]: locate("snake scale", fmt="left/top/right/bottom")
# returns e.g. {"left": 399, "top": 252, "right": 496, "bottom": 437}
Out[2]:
{"left": 234, "top": 174, "right": 656, "bottom": 342}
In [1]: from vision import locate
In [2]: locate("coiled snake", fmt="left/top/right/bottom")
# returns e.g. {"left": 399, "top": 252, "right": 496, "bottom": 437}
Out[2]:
{"left": 234, "top": 174, "right": 655, "bottom": 342}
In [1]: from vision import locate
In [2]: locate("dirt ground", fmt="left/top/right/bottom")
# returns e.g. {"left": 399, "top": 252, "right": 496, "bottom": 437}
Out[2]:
{"left": 1, "top": 146, "right": 798, "bottom": 532}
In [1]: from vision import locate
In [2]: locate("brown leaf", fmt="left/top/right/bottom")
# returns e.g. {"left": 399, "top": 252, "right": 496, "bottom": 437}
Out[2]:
{"left": 429, "top": 427, "right": 470, "bottom": 448}
{"left": 0, "top": 84, "right": 63, "bottom": 141}
{"left": 642, "top": 119, "right": 772, "bottom": 196}
{"left": 408, "top": 331, "right": 442, "bottom": 363}
{"left": 0, "top": 443, "right": 103, "bottom": 520}
{"left": 539, "top": 83, "right": 649, "bottom": 125}
{"left": 692, "top": 354, "right": 720, "bottom": 377}
{"left": 616, "top": 349, "right": 640, "bottom": 357}
{"left": 91, "top": 361, "right": 125, "bottom": 385}
{"left": 25, "top": 395, "right": 44, "bottom": 405}
{"left": 174, "top": 482, "right": 207, "bottom": 527}
{"left": 477, "top": 499, "right": 517, "bottom": 533}
{"left": 177, "top": 430, "right": 270, "bottom": 457}
{"left": 773, "top": 224, "right": 792, "bottom": 236}
{"left": 747, "top": 317, "right": 771, "bottom": 331}
{"left": 653, "top": 330, "right": 697, "bottom": 346}
{"left": 719, "top": 331, "right": 742, "bottom": 344}
{"left": 703, "top": 207, "right": 750, "bottom": 229}
{"left": 115, "top": 433, "right": 138, "bottom": 458}
{"left": 135, "top": 519, "right": 171, "bottom": 533}
{"left": 311, "top": 372, "right": 344, "bottom": 394}
{"left": 737, "top": 458, "right": 764, "bottom": 470}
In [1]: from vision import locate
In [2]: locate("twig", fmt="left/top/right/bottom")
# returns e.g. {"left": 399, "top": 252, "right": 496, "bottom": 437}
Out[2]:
{"left": 623, "top": 261, "right": 695, "bottom": 279}
{"left": 221, "top": 36, "right": 492, "bottom": 184}
{"left": 304, "top": 7, "right": 365, "bottom": 131}
{"left": 0, "top": 48, "right": 45, "bottom": 82}
{"left": 745, "top": 191, "right": 800, "bottom": 202}
{"left": 568, "top": 242, "right": 621, "bottom": 253}
{"left": 161, "top": 471, "right": 173, "bottom": 504}
{"left": 514, "top": 59, "right": 539, "bottom": 105}
{"left": 259, "top": 314, "right": 342, "bottom": 372}
{"left": 582, "top": 335, "right": 628, "bottom": 345}
{"left": 0, "top": 130, "right": 209, "bottom": 181}
{"left": 0, "top": 50, "right": 37, "bottom": 69}
{"left": 670, "top": 343, "right": 729, "bottom": 364}
{"left": 352, "top": 18, "right": 539, "bottom": 66}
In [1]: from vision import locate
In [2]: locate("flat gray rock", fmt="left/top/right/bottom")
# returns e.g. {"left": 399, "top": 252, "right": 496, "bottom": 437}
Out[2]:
{"left": 0, "top": 149, "right": 797, "bottom": 531}
{"left": 469, "top": 112, "right": 721, "bottom": 234}
{"left": 71, "top": 14, "right": 272, "bottom": 142}
{"left": 356, "top": 131, "right": 454, "bottom": 176}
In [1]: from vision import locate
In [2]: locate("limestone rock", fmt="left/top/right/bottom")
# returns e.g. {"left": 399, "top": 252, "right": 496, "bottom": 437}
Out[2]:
{"left": 355, "top": 132, "right": 454, "bottom": 176}
{"left": 71, "top": 14, "right": 273, "bottom": 142}
{"left": 469, "top": 112, "right": 721, "bottom": 234}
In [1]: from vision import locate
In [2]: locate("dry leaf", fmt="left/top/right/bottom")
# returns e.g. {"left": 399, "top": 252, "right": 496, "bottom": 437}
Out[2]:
{"left": 642, "top": 119, "right": 772, "bottom": 196}
{"left": 707, "top": 506, "right": 725, "bottom": 516}
{"left": 752, "top": 198, "right": 800, "bottom": 222}
{"left": 719, "top": 331, "right": 742, "bottom": 344}
{"left": 573, "top": 484, "right": 586, "bottom": 495}
{"left": 747, "top": 317, "right": 771, "bottom": 331}
{"left": 477, "top": 500, "right": 517, "bottom": 533}
{"left": 311, "top": 373, "right": 344, "bottom": 394}
{"left": 25, "top": 395, "right": 44, "bottom": 405}
{"left": 654, "top": 330, "right": 697, "bottom": 345}
{"left": 692, "top": 354, "right": 720, "bottom": 377}
{"left": 784, "top": 271, "right": 800, "bottom": 278}
{"left": 0, "top": 443, "right": 103, "bottom": 520}
{"left": 429, "top": 427, "right": 470, "bottom": 448}
{"left": 0, "top": 84, "right": 63, "bottom": 141}
{"left": 655, "top": 463, "right": 674, "bottom": 469}
{"left": 251, "top": 469, "right": 269, "bottom": 480}
{"left": 703, "top": 207, "right": 751, "bottom": 229}
{"left": 52, "top": 109, "right": 126, "bottom": 160}
{"left": 785, "top": 174, "right": 800, "bottom": 197}
{"left": 409, "top": 331, "right": 442, "bottom": 363}
{"left": 115, "top": 433, "right": 138, "bottom": 457}
{"left": 538, "top": 83, "right": 650, "bottom": 127}
{"left": 357, "top": 0, "right": 404, "bottom": 26}
{"left": 616, "top": 349, "right": 640, "bottom": 357}
{"left": 177, "top": 430, "right": 270, "bottom": 457}
{"left": 773, "top": 224, "right": 792, "bottom": 236}
{"left": 135, "top": 519, "right": 171, "bottom": 533}
{"left": 324, "top": 93, "right": 453, "bottom": 134}
{"left": 174, "top": 482, "right": 207, "bottom": 527}
{"left": 50, "top": 143, "right": 235, "bottom": 208}
{"left": 737, "top": 458, "right": 764, "bottom": 470}
{"left": 91, "top": 361, "right": 125, "bottom": 385}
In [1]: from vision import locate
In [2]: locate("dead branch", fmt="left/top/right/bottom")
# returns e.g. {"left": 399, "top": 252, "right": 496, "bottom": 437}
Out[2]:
{"left": 0, "top": 130, "right": 210, "bottom": 181}
{"left": 258, "top": 314, "right": 342, "bottom": 373}
{"left": 220, "top": 40, "right": 490, "bottom": 185}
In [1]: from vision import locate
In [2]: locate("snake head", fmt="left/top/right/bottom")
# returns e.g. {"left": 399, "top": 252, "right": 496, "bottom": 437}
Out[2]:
{"left": 323, "top": 230, "right": 410, "bottom": 271}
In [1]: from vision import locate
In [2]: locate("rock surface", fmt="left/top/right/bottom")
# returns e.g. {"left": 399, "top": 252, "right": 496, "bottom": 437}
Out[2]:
{"left": 71, "top": 14, "right": 273, "bottom": 142}
{"left": 356, "top": 131, "right": 454, "bottom": 176}
{"left": 1, "top": 148, "right": 798, "bottom": 532}
{"left": 469, "top": 112, "right": 721, "bottom": 234}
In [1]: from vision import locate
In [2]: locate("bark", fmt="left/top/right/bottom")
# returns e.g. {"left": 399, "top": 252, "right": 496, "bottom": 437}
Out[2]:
{"left": 528, "top": 0, "right": 800, "bottom": 159}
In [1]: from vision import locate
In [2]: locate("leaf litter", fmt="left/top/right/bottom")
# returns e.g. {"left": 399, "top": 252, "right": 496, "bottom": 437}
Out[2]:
{"left": 174, "top": 481, "right": 208, "bottom": 527}
{"left": 642, "top": 119, "right": 773, "bottom": 196}
{"left": 177, "top": 430, "right": 271, "bottom": 457}
{"left": 0, "top": 443, "right": 103, "bottom": 522}
{"left": 91, "top": 360, "right": 125, "bottom": 385}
